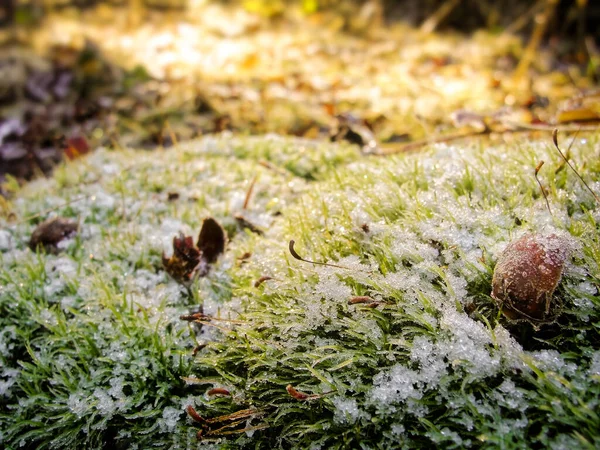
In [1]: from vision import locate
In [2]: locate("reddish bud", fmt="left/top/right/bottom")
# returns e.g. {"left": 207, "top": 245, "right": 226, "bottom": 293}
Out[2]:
{"left": 492, "top": 233, "right": 572, "bottom": 324}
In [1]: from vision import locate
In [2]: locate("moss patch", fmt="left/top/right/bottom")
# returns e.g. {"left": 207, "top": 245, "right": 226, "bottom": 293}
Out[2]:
{"left": 1, "top": 133, "right": 599, "bottom": 449}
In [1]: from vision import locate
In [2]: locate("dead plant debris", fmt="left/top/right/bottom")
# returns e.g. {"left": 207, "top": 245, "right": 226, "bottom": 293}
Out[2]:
{"left": 28, "top": 216, "right": 78, "bottom": 252}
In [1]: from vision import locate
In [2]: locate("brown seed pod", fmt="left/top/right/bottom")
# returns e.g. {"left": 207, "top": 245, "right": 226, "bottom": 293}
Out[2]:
{"left": 29, "top": 217, "right": 79, "bottom": 253}
{"left": 348, "top": 296, "right": 373, "bottom": 304}
{"left": 286, "top": 384, "right": 311, "bottom": 400}
{"left": 491, "top": 233, "right": 572, "bottom": 324}
{"left": 254, "top": 276, "right": 273, "bottom": 288}
{"left": 206, "top": 387, "right": 231, "bottom": 397}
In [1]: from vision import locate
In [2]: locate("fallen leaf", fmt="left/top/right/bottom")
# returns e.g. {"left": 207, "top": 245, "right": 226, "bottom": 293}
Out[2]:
{"left": 556, "top": 107, "right": 600, "bottom": 124}
{"left": 64, "top": 136, "right": 90, "bottom": 160}
{"left": 162, "top": 232, "right": 202, "bottom": 283}
{"left": 449, "top": 109, "right": 487, "bottom": 131}
{"left": 29, "top": 217, "right": 78, "bottom": 252}
{"left": 234, "top": 214, "right": 264, "bottom": 235}
{"left": 163, "top": 218, "right": 226, "bottom": 283}
{"left": 329, "top": 113, "right": 378, "bottom": 154}
{"left": 197, "top": 217, "right": 227, "bottom": 264}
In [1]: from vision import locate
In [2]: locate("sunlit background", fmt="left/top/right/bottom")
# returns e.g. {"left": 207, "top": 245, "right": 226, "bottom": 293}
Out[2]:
{"left": 1, "top": 0, "right": 599, "bottom": 188}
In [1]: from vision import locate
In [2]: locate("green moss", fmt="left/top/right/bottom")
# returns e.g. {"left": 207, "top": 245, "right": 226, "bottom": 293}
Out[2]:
{"left": 1, "top": 134, "right": 599, "bottom": 449}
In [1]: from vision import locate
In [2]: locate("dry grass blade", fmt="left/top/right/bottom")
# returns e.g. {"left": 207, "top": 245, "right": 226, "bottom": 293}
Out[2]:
{"left": 377, "top": 129, "right": 488, "bottom": 155}
{"left": 205, "top": 408, "right": 264, "bottom": 424}
{"left": 286, "top": 384, "right": 311, "bottom": 400}
{"left": 420, "top": 0, "right": 461, "bottom": 33}
{"left": 180, "top": 313, "right": 245, "bottom": 324}
{"left": 348, "top": 296, "right": 374, "bottom": 304}
{"left": 15, "top": 195, "right": 91, "bottom": 225}
{"left": 534, "top": 160, "right": 552, "bottom": 215}
{"left": 514, "top": 0, "right": 558, "bottom": 80}
{"left": 243, "top": 175, "right": 258, "bottom": 210}
{"left": 182, "top": 377, "right": 220, "bottom": 385}
{"left": 555, "top": 127, "right": 580, "bottom": 174}
{"left": 286, "top": 384, "right": 336, "bottom": 400}
{"left": 552, "top": 129, "right": 600, "bottom": 203}
{"left": 164, "top": 120, "right": 178, "bottom": 147}
{"left": 206, "top": 422, "right": 270, "bottom": 437}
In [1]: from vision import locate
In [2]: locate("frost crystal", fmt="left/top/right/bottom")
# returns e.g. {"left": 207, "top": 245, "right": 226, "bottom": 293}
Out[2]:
{"left": 0, "top": 326, "right": 16, "bottom": 357}
{"left": 94, "top": 388, "right": 118, "bottom": 419}
{"left": 68, "top": 394, "right": 89, "bottom": 419}
{"left": 0, "top": 230, "right": 13, "bottom": 251}
{"left": 370, "top": 365, "right": 421, "bottom": 412}
{"left": 0, "top": 368, "right": 19, "bottom": 396}
{"left": 159, "top": 407, "right": 182, "bottom": 433}
{"left": 588, "top": 351, "right": 600, "bottom": 377}
{"left": 531, "top": 350, "right": 577, "bottom": 375}
{"left": 332, "top": 397, "right": 369, "bottom": 424}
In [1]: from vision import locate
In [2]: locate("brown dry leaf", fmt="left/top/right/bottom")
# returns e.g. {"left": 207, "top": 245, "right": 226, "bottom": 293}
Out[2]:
{"left": 162, "top": 233, "right": 202, "bottom": 283}
{"left": 449, "top": 109, "right": 487, "bottom": 131}
{"left": 197, "top": 217, "right": 227, "bottom": 264}
{"left": 556, "top": 92, "right": 600, "bottom": 124}
{"left": 29, "top": 217, "right": 78, "bottom": 252}
{"left": 556, "top": 107, "right": 600, "bottom": 124}
{"left": 64, "top": 136, "right": 91, "bottom": 160}
{"left": 234, "top": 214, "right": 264, "bottom": 235}
{"left": 163, "top": 217, "right": 226, "bottom": 283}
{"left": 329, "top": 114, "right": 378, "bottom": 154}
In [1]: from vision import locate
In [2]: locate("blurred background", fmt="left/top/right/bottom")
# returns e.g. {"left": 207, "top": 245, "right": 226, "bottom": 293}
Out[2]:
{"left": 1, "top": 0, "right": 599, "bottom": 191}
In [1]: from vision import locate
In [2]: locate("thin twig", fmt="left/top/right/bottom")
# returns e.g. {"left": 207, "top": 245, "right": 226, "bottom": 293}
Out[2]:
{"left": 377, "top": 129, "right": 488, "bottom": 155}
{"left": 501, "top": 121, "right": 600, "bottom": 132}
{"left": 503, "top": 0, "right": 546, "bottom": 35}
{"left": 165, "top": 120, "right": 178, "bottom": 147}
{"left": 258, "top": 160, "right": 287, "bottom": 176}
{"left": 514, "top": 0, "right": 558, "bottom": 80}
{"left": 376, "top": 124, "right": 598, "bottom": 156}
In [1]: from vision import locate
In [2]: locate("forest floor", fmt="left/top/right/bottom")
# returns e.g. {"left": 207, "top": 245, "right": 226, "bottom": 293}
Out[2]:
{"left": 1, "top": 1, "right": 599, "bottom": 188}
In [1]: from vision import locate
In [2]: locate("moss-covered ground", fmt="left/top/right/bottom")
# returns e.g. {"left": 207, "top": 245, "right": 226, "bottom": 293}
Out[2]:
{"left": 1, "top": 131, "right": 599, "bottom": 449}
